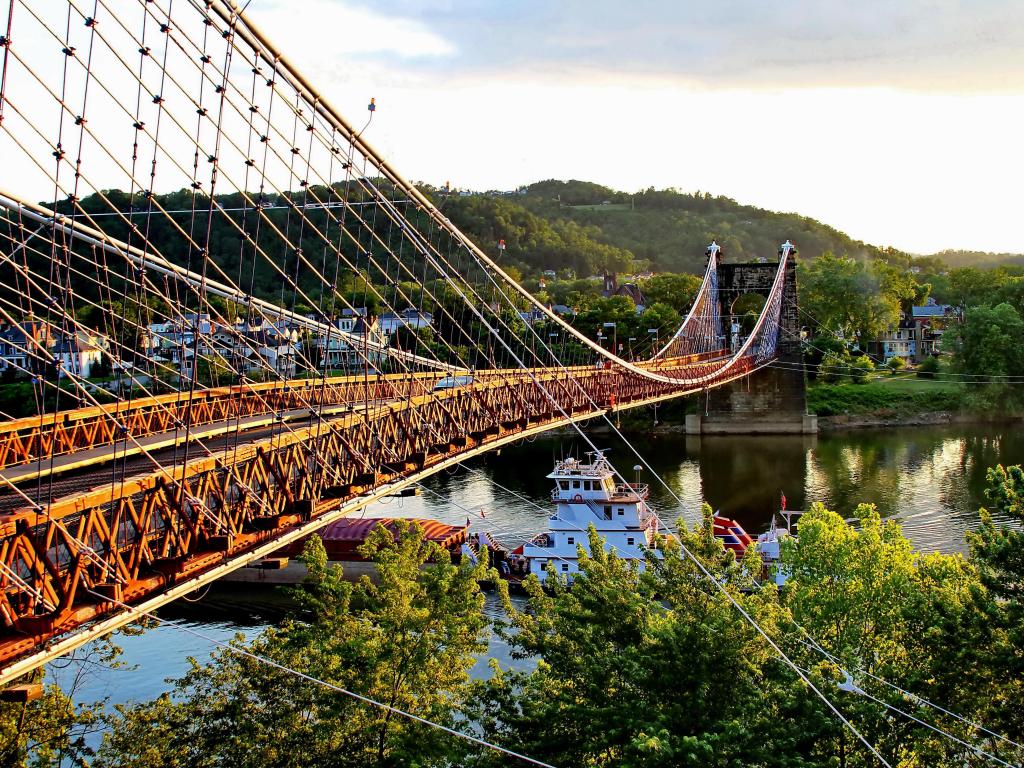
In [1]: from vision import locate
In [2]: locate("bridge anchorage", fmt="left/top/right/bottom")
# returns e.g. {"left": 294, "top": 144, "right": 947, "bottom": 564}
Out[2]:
{"left": 0, "top": 0, "right": 801, "bottom": 683}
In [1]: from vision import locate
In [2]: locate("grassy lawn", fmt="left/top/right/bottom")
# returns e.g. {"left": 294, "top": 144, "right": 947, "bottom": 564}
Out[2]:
{"left": 865, "top": 373, "right": 964, "bottom": 393}
{"left": 807, "top": 376, "right": 965, "bottom": 416}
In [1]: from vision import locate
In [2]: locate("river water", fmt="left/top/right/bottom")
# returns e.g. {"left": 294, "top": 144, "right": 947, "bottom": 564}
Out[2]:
{"left": 50, "top": 423, "right": 1024, "bottom": 726}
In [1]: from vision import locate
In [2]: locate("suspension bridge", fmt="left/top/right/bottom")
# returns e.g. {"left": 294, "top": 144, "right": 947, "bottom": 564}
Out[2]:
{"left": 0, "top": 0, "right": 800, "bottom": 684}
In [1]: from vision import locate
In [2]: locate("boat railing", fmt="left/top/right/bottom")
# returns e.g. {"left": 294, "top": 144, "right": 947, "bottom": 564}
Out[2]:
{"left": 612, "top": 483, "right": 649, "bottom": 500}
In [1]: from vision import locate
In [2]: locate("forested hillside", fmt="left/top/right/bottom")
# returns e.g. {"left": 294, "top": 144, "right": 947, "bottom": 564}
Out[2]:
{"left": 515, "top": 179, "right": 885, "bottom": 272}
{"left": 39, "top": 180, "right": 1024, "bottom": 314}
{"left": 435, "top": 179, "right": 886, "bottom": 276}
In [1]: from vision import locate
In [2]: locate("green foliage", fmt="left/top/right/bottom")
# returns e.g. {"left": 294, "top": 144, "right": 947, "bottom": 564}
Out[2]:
{"left": 0, "top": 681, "right": 105, "bottom": 767}
{"left": 849, "top": 355, "right": 875, "bottom": 383}
{"left": 817, "top": 351, "right": 874, "bottom": 385}
{"left": 799, "top": 252, "right": 916, "bottom": 346}
{"left": 885, "top": 356, "right": 906, "bottom": 375}
{"left": 781, "top": 504, "right": 1005, "bottom": 766}
{"left": 95, "top": 522, "right": 491, "bottom": 768}
{"left": 807, "top": 380, "right": 964, "bottom": 416}
{"left": 1, "top": 639, "right": 124, "bottom": 767}
{"left": 946, "top": 303, "right": 1024, "bottom": 379}
{"left": 916, "top": 355, "right": 940, "bottom": 378}
{"left": 521, "top": 181, "right": 886, "bottom": 273}
{"left": 26, "top": 480, "right": 1024, "bottom": 768}
{"left": 965, "top": 466, "right": 1024, "bottom": 742}
{"left": 817, "top": 351, "right": 848, "bottom": 384}
{"left": 468, "top": 509, "right": 823, "bottom": 767}
{"left": 638, "top": 273, "right": 702, "bottom": 313}
{"left": 443, "top": 194, "right": 636, "bottom": 278}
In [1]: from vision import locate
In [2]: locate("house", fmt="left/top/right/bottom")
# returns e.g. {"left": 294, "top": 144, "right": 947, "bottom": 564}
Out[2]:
{"left": 240, "top": 329, "right": 299, "bottom": 378}
{"left": 868, "top": 318, "right": 918, "bottom": 362}
{"left": 517, "top": 308, "right": 547, "bottom": 326}
{"left": 910, "top": 299, "right": 960, "bottom": 361}
{"left": 379, "top": 307, "right": 433, "bottom": 335}
{"left": 318, "top": 315, "right": 389, "bottom": 371}
{"left": 53, "top": 330, "right": 110, "bottom": 378}
{"left": 551, "top": 304, "right": 577, "bottom": 318}
{"left": 601, "top": 273, "right": 646, "bottom": 312}
{"left": 0, "top": 321, "right": 55, "bottom": 375}
{"left": 866, "top": 299, "right": 962, "bottom": 365}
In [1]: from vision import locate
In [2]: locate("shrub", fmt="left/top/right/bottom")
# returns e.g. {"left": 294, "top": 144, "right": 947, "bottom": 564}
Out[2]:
{"left": 818, "top": 351, "right": 847, "bottom": 384}
{"left": 850, "top": 355, "right": 875, "bottom": 384}
{"left": 886, "top": 357, "right": 906, "bottom": 375}
{"left": 917, "top": 356, "right": 940, "bottom": 379}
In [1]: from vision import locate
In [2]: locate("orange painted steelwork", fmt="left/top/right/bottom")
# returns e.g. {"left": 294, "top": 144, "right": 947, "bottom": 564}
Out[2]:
{"left": 0, "top": 354, "right": 751, "bottom": 673}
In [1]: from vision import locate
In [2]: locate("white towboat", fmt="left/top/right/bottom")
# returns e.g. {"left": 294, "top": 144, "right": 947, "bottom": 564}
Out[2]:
{"left": 510, "top": 452, "right": 659, "bottom": 583}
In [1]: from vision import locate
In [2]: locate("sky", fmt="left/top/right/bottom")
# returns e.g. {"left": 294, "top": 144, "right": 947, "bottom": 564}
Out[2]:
{"left": 242, "top": 0, "right": 1024, "bottom": 255}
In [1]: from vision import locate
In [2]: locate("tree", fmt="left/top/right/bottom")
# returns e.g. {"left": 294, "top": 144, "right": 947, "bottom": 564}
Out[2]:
{"left": 948, "top": 267, "right": 1006, "bottom": 308}
{"left": 638, "top": 273, "right": 702, "bottom": 314}
{"left": 96, "top": 523, "right": 491, "bottom": 768}
{"left": 781, "top": 504, "right": 1010, "bottom": 767}
{"left": 799, "top": 253, "right": 912, "bottom": 347}
{"left": 945, "top": 302, "right": 1024, "bottom": 380}
{"left": 1, "top": 639, "right": 122, "bottom": 767}
{"left": 469, "top": 509, "right": 829, "bottom": 767}
{"left": 916, "top": 355, "right": 940, "bottom": 378}
{"left": 849, "top": 355, "right": 875, "bottom": 384}
{"left": 885, "top": 356, "right": 906, "bottom": 375}
{"left": 968, "top": 465, "right": 1024, "bottom": 743}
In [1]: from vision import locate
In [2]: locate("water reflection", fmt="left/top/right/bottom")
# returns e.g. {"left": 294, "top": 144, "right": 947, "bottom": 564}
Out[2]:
{"left": 374, "top": 423, "right": 1022, "bottom": 555}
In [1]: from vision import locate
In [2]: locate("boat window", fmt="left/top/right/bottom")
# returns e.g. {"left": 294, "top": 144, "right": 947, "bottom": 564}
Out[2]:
{"left": 572, "top": 480, "right": 581, "bottom": 489}
{"left": 561, "top": 563, "right": 569, "bottom": 572}
{"left": 627, "top": 537, "right": 635, "bottom": 546}
{"left": 583, "top": 480, "right": 591, "bottom": 490}
{"left": 603, "top": 505, "right": 612, "bottom": 520}
{"left": 567, "top": 537, "right": 574, "bottom": 545}
{"left": 617, "top": 508, "right": 625, "bottom": 516}
{"left": 559, "top": 481, "right": 569, "bottom": 490}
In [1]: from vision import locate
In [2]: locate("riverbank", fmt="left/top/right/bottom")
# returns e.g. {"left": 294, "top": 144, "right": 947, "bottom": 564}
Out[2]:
{"left": 807, "top": 376, "right": 1024, "bottom": 431}
{"left": 592, "top": 375, "right": 1022, "bottom": 435}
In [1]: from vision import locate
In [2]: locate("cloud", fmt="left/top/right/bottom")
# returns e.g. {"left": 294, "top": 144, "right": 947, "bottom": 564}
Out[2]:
{"left": 308, "top": 0, "right": 1024, "bottom": 90}
{"left": 247, "top": 0, "right": 454, "bottom": 86}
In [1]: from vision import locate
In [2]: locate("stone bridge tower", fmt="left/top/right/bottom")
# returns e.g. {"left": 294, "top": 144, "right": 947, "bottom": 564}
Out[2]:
{"left": 686, "top": 256, "right": 817, "bottom": 434}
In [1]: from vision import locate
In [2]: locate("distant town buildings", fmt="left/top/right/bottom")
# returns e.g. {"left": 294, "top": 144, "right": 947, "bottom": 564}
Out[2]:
{"left": 0, "top": 304, "right": 436, "bottom": 385}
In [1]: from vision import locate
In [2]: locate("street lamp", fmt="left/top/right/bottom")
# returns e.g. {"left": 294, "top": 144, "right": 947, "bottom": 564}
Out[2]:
{"left": 603, "top": 321, "right": 617, "bottom": 357}
{"left": 627, "top": 336, "right": 636, "bottom": 361}
{"left": 548, "top": 331, "right": 560, "bottom": 365}
{"left": 647, "top": 327, "right": 660, "bottom": 355}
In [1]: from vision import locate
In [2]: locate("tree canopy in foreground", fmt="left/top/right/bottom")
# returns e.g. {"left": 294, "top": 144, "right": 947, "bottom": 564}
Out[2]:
{"left": 3, "top": 470, "right": 1023, "bottom": 768}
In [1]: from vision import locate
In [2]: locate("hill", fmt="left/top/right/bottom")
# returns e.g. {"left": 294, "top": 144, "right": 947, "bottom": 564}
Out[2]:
{"left": 436, "top": 179, "right": 924, "bottom": 276}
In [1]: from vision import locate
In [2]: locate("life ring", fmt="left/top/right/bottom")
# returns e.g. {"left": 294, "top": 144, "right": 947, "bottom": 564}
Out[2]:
{"left": 573, "top": 494, "right": 583, "bottom": 502}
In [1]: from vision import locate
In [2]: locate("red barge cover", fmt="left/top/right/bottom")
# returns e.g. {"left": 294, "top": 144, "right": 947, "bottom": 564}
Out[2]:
{"left": 279, "top": 518, "right": 468, "bottom": 561}
{"left": 712, "top": 514, "right": 753, "bottom": 554}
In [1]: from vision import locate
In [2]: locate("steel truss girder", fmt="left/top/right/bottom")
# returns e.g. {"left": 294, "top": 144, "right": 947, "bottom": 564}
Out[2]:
{"left": 0, "top": 352, "right": 771, "bottom": 680}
